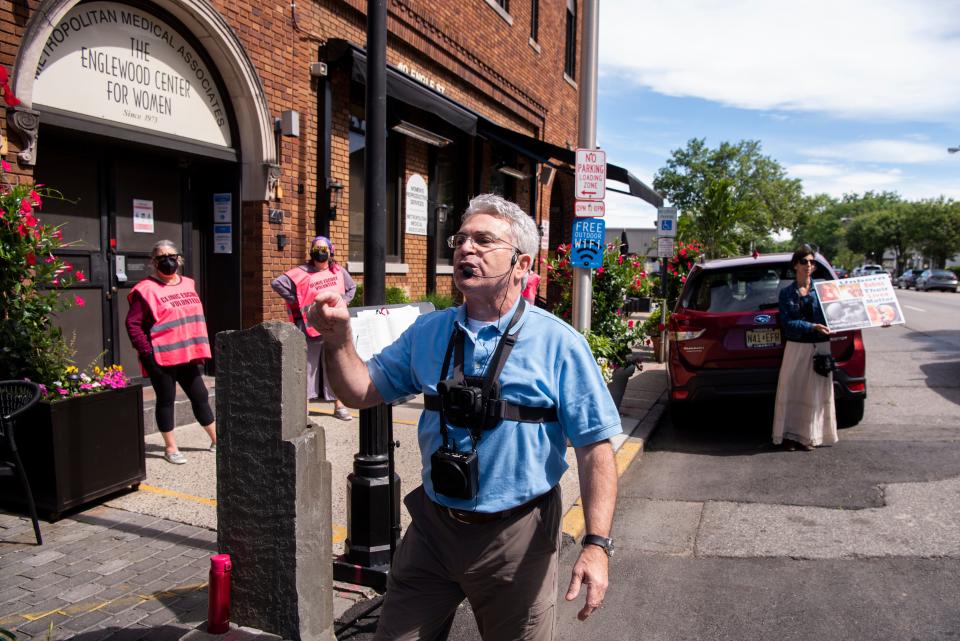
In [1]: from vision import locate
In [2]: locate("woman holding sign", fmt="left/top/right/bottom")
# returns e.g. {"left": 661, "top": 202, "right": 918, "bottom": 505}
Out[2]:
{"left": 771, "top": 244, "right": 838, "bottom": 451}
{"left": 272, "top": 236, "right": 356, "bottom": 420}
{"left": 126, "top": 240, "right": 216, "bottom": 464}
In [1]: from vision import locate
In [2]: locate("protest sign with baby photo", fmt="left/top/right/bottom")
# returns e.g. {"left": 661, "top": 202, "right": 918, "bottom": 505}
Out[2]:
{"left": 815, "top": 274, "right": 905, "bottom": 331}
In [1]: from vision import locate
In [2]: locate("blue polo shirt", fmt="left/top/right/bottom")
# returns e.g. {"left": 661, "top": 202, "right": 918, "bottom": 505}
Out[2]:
{"left": 367, "top": 297, "right": 622, "bottom": 512}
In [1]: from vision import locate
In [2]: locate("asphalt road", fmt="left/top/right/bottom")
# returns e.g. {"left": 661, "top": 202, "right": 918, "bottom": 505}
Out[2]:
{"left": 555, "top": 300, "right": 960, "bottom": 640}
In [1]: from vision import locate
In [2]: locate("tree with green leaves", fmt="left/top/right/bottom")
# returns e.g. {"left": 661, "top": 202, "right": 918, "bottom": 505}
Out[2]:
{"left": 654, "top": 138, "right": 805, "bottom": 258}
{"left": 908, "top": 198, "right": 960, "bottom": 268}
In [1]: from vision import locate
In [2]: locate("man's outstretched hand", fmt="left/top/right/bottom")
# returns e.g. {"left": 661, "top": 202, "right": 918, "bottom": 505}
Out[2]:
{"left": 304, "top": 291, "right": 351, "bottom": 340}
{"left": 565, "top": 544, "right": 609, "bottom": 621}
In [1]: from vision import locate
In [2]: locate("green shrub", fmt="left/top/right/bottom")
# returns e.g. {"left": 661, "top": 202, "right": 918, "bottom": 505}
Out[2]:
{"left": 421, "top": 291, "right": 455, "bottom": 310}
{"left": 349, "top": 283, "right": 411, "bottom": 307}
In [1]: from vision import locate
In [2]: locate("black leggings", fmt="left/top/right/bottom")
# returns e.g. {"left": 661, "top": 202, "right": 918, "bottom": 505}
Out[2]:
{"left": 142, "top": 356, "right": 214, "bottom": 432}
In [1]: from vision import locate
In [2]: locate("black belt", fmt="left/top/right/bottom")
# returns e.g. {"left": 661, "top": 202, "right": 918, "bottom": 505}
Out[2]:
{"left": 423, "top": 394, "right": 558, "bottom": 424}
{"left": 435, "top": 491, "right": 546, "bottom": 524}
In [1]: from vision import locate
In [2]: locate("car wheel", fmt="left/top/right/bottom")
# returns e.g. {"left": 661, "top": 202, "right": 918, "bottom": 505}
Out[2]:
{"left": 669, "top": 401, "right": 698, "bottom": 428}
{"left": 836, "top": 398, "right": 865, "bottom": 428}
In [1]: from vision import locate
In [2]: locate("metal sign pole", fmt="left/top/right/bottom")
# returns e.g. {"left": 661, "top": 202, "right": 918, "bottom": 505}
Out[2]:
{"left": 571, "top": 0, "right": 599, "bottom": 332}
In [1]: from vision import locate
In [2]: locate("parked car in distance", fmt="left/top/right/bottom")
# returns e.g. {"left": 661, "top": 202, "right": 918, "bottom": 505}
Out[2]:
{"left": 834, "top": 267, "right": 849, "bottom": 279}
{"left": 915, "top": 269, "right": 959, "bottom": 292}
{"left": 897, "top": 268, "right": 921, "bottom": 289}
{"left": 856, "top": 264, "right": 886, "bottom": 278}
{"left": 666, "top": 253, "right": 867, "bottom": 428}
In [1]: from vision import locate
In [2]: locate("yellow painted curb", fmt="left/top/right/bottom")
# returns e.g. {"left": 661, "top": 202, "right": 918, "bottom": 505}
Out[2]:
{"left": 560, "top": 440, "right": 645, "bottom": 540}
{"left": 139, "top": 483, "right": 217, "bottom": 507}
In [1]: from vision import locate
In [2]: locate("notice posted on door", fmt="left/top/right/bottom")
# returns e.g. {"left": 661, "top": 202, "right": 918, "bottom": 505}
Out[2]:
{"left": 814, "top": 275, "right": 906, "bottom": 331}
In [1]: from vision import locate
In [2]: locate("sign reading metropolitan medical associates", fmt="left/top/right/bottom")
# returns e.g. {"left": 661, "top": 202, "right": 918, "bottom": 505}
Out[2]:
{"left": 32, "top": 2, "right": 231, "bottom": 147}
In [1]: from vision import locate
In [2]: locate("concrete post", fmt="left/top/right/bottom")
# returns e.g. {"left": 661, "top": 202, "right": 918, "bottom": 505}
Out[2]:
{"left": 215, "top": 321, "right": 335, "bottom": 641}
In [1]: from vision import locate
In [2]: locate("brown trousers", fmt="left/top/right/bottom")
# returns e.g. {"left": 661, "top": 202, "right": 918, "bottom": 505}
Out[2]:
{"left": 373, "top": 485, "right": 562, "bottom": 641}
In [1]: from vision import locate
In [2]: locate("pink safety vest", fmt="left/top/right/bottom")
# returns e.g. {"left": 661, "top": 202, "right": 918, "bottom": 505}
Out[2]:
{"left": 285, "top": 265, "right": 346, "bottom": 337}
{"left": 130, "top": 276, "right": 212, "bottom": 366}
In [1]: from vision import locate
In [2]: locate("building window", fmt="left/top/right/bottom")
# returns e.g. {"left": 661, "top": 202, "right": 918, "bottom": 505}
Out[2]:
{"left": 431, "top": 144, "right": 464, "bottom": 266}
{"left": 564, "top": 0, "right": 576, "bottom": 79}
{"left": 484, "top": 0, "right": 513, "bottom": 24}
{"left": 530, "top": 0, "right": 539, "bottom": 42}
{"left": 348, "top": 112, "right": 401, "bottom": 263}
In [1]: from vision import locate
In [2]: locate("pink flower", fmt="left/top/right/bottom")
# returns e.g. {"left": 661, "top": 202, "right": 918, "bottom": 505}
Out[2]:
{"left": 63, "top": 262, "right": 73, "bottom": 271}
{"left": 640, "top": 271, "right": 647, "bottom": 278}
{"left": 1, "top": 159, "right": 10, "bottom": 172}
{"left": 17, "top": 223, "right": 26, "bottom": 237}
{"left": 25, "top": 253, "right": 36, "bottom": 266}
{"left": 29, "top": 190, "right": 41, "bottom": 207}
{"left": 74, "top": 294, "right": 85, "bottom": 307}
{"left": 617, "top": 255, "right": 624, "bottom": 265}
{"left": 75, "top": 270, "right": 86, "bottom": 282}
{"left": 57, "top": 388, "right": 68, "bottom": 396}
{"left": 44, "top": 254, "right": 55, "bottom": 263}
{"left": 20, "top": 198, "right": 31, "bottom": 214}
{"left": 53, "top": 229, "right": 62, "bottom": 240}
{"left": 52, "top": 278, "right": 59, "bottom": 285}
{"left": 597, "top": 267, "right": 605, "bottom": 274}
{"left": 628, "top": 320, "right": 635, "bottom": 329}
{"left": 24, "top": 213, "right": 37, "bottom": 227}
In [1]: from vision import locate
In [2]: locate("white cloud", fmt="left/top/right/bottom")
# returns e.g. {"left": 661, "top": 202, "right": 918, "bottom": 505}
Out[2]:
{"left": 801, "top": 139, "right": 948, "bottom": 163}
{"left": 601, "top": 0, "right": 960, "bottom": 122}
{"left": 603, "top": 191, "right": 658, "bottom": 230}
{"left": 788, "top": 162, "right": 903, "bottom": 196}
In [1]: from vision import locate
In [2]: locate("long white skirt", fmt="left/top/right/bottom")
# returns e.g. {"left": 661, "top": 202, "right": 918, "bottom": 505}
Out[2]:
{"left": 772, "top": 341, "right": 838, "bottom": 447}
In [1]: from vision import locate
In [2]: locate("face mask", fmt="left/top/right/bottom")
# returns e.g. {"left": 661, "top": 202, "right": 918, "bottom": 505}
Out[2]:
{"left": 311, "top": 250, "right": 329, "bottom": 263}
{"left": 157, "top": 256, "right": 178, "bottom": 275}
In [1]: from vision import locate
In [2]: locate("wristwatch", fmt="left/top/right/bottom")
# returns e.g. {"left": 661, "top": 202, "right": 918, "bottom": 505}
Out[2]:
{"left": 581, "top": 534, "right": 615, "bottom": 557}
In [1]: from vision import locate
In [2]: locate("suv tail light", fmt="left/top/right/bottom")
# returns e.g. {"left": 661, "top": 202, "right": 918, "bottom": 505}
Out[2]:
{"left": 670, "top": 329, "right": 706, "bottom": 341}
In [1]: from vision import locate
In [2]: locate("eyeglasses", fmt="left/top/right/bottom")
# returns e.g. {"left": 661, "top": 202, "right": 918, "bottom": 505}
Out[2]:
{"left": 446, "top": 232, "right": 515, "bottom": 250}
{"left": 798, "top": 259, "right": 816, "bottom": 266}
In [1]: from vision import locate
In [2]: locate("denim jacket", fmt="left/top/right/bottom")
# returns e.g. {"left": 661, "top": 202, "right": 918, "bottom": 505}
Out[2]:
{"left": 778, "top": 281, "right": 828, "bottom": 343}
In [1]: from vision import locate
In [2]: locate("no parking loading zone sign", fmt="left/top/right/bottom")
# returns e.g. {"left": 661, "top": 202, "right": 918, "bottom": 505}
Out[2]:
{"left": 571, "top": 217, "right": 605, "bottom": 269}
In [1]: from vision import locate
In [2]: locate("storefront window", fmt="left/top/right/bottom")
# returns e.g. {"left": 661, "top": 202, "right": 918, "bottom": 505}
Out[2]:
{"left": 489, "top": 142, "right": 519, "bottom": 201}
{"left": 348, "top": 113, "right": 401, "bottom": 263}
{"left": 432, "top": 144, "right": 462, "bottom": 265}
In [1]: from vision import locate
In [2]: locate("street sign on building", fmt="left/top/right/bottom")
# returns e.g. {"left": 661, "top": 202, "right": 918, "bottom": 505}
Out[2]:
{"left": 575, "top": 201, "right": 605, "bottom": 218}
{"left": 657, "top": 206, "right": 677, "bottom": 237}
{"left": 657, "top": 237, "right": 674, "bottom": 258}
{"left": 575, "top": 148, "right": 606, "bottom": 200}
{"left": 571, "top": 218, "right": 605, "bottom": 269}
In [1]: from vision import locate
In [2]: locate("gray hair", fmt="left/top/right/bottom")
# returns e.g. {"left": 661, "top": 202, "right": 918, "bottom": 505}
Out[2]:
{"left": 151, "top": 239, "right": 180, "bottom": 257}
{"left": 462, "top": 193, "right": 540, "bottom": 258}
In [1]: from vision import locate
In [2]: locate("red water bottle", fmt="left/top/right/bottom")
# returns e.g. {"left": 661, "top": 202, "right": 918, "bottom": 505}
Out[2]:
{"left": 207, "top": 554, "right": 232, "bottom": 634}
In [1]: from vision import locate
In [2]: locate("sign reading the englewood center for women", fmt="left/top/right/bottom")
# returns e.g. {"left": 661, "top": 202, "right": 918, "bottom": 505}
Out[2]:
{"left": 33, "top": 2, "right": 231, "bottom": 147}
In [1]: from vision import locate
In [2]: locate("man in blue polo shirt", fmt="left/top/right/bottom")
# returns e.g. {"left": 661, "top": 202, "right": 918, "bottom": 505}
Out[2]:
{"left": 306, "top": 194, "right": 621, "bottom": 641}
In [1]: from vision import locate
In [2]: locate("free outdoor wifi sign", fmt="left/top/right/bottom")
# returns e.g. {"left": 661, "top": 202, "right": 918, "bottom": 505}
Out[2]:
{"left": 571, "top": 218, "right": 605, "bottom": 269}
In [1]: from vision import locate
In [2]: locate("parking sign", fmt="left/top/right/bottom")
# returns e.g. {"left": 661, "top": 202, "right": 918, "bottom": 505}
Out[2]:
{"left": 657, "top": 207, "right": 677, "bottom": 238}
{"left": 575, "top": 149, "right": 606, "bottom": 200}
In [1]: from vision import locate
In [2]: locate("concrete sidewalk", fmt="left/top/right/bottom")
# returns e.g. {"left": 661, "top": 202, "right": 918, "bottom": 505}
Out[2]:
{"left": 0, "top": 354, "right": 667, "bottom": 641}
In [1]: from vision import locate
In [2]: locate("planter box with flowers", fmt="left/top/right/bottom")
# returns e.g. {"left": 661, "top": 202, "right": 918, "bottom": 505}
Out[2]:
{"left": 0, "top": 138, "right": 145, "bottom": 520}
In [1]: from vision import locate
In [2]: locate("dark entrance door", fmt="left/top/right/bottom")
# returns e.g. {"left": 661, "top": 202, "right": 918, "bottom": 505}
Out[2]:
{"left": 35, "top": 128, "right": 240, "bottom": 377}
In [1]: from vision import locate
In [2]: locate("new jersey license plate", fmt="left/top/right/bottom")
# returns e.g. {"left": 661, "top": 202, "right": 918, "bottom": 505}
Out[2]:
{"left": 746, "top": 328, "right": 781, "bottom": 349}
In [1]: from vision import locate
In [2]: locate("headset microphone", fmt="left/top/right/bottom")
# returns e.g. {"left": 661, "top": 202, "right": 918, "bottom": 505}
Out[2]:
{"left": 460, "top": 264, "right": 516, "bottom": 279}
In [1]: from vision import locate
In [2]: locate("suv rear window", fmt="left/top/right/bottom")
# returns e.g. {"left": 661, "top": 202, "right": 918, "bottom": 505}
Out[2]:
{"left": 862, "top": 265, "right": 883, "bottom": 273}
{"left": 932, "top": 270, "right": 954, "bottom": 278}
{"left": 681, "top": 262, "right": 833, "bottom": 313}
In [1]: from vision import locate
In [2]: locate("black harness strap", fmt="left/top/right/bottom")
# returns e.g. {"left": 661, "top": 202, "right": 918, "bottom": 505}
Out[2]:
{"left": 423, "top": 395, "right": 558, "bottom": 423}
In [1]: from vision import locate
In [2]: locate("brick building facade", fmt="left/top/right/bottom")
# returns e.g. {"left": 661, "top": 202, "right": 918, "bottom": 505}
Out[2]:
{"left": 1, "top": 0, "right": 657, "bottom": 372}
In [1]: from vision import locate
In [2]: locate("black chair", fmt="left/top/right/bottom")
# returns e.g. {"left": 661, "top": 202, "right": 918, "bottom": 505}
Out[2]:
{"left": 0, "top": 380, "right": 43, "bottom": 545}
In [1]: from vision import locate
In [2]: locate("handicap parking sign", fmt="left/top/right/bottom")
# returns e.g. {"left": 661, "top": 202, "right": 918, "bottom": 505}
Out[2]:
{"left": 571, "top": 218, "right": 605, "bottom": 269}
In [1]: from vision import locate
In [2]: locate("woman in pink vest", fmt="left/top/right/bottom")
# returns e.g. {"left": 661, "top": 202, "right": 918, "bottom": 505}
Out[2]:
{"left": 271, "top": 235, "right": 356, "bottom": 420}
{"left": 125, "top": 240, "right": 216, "bottom": 465}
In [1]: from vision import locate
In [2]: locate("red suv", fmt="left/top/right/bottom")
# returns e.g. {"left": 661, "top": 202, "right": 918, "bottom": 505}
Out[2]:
{"left": 666, "top": 253, "right": 867, "bottom": 427}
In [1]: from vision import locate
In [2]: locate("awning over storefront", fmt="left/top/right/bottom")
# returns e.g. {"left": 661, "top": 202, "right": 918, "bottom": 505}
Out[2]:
{"left": 477, "top": 118, "right": 663, "bottom": 208}
{"left": 327, "top": 39, "right": 662, "bottom": 207}
{"left": 326, "top": 39, "right": 477, "bottom": 136}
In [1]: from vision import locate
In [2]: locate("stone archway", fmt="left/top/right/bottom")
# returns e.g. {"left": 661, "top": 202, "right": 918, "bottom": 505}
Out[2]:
{"left": 10, "top": 0, "right": 277, "bottom": 201}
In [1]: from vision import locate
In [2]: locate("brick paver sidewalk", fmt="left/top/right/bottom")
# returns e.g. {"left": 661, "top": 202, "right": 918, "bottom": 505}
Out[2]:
{"left": 1, "top": 506, "right": 214, "bottom": 641}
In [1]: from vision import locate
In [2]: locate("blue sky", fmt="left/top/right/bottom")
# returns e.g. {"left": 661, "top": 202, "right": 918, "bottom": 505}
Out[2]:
{"left": 598, "top": 0, "right": 960, "bottom": 229}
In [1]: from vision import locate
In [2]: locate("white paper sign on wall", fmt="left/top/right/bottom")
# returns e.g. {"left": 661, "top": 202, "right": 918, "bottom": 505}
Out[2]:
{"left": 133, "top": 198, "right": 153, "bottom": 233}
{"left": 404, "top": 174, "right": 428, "bottom": 236}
